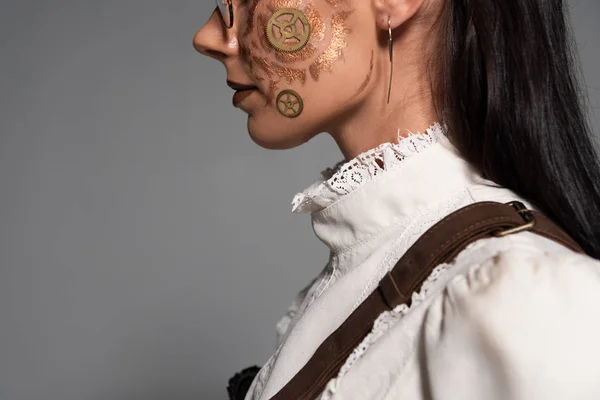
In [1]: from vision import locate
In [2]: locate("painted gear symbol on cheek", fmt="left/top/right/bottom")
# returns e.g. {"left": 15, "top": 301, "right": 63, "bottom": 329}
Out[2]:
{"left": 266, "top": 8, "right": 311, "bottom": 52}
{"left": 276, "top": 90, "right": 304, "bottom": 118}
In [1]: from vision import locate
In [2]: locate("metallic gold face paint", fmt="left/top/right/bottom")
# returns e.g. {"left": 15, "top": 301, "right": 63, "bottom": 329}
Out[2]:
{"left": 270, "top": 0, "right": 303, "bottom": 10}
{"left": 244, "top": 0, "right": 261, "bottom": 36}
{"left": 272, "top": 64, "right": 307, "bottom": 84}
{"left": 354, "top": 50, "right": 374, "bottom": 96}
{"left": 253, "top": 56, "right": 275, "bottom": 78}
{"left": 240, "top": 41, "right": 253, "bottom": 71}
{"left": 275, "top": 43, "right": 317, "bottom": 63}
{"left": 276, "top": 89, "right": 304, "bottom": 117}
{"left": 258, "top": 14, "right": 274, "bottom": 53}
{"left": 266, "top": 8, "right": 311, "bottom": 52}
{"left": 240, "top": 0, "right": 354, "bottom": 114}
{"left": 325, "top": 0, "right": 347, "bottom": 6}
{"left": 309, "top": 10, "right": 352, "bottom": 80}
{"left": 266, "top": 80, "right": 278, "bottom": 105}
{"left": 305, "top": 4, "right": 326, "bottom": 42}
{"left": 255, "top": 56, "right": 307, "bottom": 84}
{"left": 241, "top": 41, "right": 263, "bottom": 84}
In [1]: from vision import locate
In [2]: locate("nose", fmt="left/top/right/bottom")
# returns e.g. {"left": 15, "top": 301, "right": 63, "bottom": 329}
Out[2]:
{"left": 193, "top": 8, "right": 239, "bottom": 62}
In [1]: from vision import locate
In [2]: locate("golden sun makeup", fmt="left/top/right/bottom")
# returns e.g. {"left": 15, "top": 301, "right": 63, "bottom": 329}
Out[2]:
{"left": 309, "top": 10, "right": 351, "bottom": 80}
{"left": 242, "top": 0, "right": 353, "bottom": 110}
{"left": 258, "top": 3, "right": 352, "bottom": 82}
{"left": 354, "top": 50, "right": 374, "bottom": 96}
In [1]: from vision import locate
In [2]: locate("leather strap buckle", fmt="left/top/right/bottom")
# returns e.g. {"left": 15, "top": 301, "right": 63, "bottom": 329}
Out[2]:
{"left": 493, "top": 201, "right": 536, "bottom": 237}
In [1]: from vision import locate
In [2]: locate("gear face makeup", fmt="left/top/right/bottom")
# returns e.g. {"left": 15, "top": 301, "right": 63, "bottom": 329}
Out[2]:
{"left": 276, "top": 89, "right": 304, "bottom": 117}
{"left": 266, "top": 8, "right": 311, "bottom": 53}
{"left": 195, "top": 0, "right": 409, "bottom": 150}
{"left": 195, "top": 0, "right": 380, "bottom": 150}
{"left": 239, "top": 0, "right": 353, "bottom": 118}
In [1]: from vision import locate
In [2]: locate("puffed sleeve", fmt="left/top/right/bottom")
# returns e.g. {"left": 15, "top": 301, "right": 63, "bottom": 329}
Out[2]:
{"left": 422, "top": 248, "right": 600, "bottom": 400}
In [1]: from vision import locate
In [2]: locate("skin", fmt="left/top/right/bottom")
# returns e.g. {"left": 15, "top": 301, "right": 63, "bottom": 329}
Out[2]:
{"left": 194, "top": 0, "right": 441, "bottom": 160}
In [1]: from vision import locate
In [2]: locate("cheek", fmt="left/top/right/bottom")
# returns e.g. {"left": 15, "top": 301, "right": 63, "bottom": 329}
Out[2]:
{"left": 243, "top": 3, "right": 317, "bottom": 73}
{"left": 242, "top": 0, "right": 354, "bottom": 118}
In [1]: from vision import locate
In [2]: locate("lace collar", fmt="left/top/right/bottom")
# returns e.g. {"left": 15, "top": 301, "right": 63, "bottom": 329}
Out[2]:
{"left": 292, "top": 122, "right": 446, "bottom": 214}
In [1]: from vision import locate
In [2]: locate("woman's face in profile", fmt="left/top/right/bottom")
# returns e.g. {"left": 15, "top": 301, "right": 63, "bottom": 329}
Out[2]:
{"left": 194, "top": 0, "right": 380, "bottom": 149}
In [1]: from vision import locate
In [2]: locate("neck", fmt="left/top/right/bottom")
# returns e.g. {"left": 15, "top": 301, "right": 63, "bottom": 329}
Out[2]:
{"left": 330, "top": 94, "right": 438, "bottom": 161}
{"left": 327, "top": 22, "right": 438, "bottom": 161}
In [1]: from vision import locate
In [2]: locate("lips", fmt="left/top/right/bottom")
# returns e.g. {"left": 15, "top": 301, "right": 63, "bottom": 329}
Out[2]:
{"left": 232, "top": 88, "right": 256, "bottom": 107}
{"left": 228, "top": 80, "right": 257, "bottom": 107}
{"left": 227, "top": 80, "right": 256, "bottom": 91}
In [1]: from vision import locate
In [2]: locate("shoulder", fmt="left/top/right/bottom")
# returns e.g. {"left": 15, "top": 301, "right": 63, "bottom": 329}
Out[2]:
{"left": 443, "top": 235, "right": 600, "bottom": 310}
{"left": 422, "top": 239, "right": 600, "bottom": 399}
{"left": 437, "top": 236, "right": 600, "bottom": 323}
{"left": 320, "top": 233, "right": 600, "bottom": 400}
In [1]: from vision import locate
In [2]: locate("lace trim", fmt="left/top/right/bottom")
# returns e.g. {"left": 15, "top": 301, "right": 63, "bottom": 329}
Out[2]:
{"left": 316, "top": 262, "right": 452, "bottom": 400}
{"left": 292, "top": 122, "right": 446, "bottom": 214}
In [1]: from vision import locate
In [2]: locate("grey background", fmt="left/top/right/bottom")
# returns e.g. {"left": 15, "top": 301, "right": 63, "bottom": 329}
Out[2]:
{"left": 0, "top": 1, "right": 598, "bottom": 399}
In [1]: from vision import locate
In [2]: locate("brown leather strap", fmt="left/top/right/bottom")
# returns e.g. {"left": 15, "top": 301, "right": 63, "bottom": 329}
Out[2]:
{"left": 269, "top": 201, "right": 583, "bottom": 400}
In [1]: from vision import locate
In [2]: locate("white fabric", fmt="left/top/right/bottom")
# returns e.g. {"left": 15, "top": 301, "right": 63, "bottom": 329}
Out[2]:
{"left": 245, "top": 128, "right": 600, "bottom": 400}
{"left": 292, "top": 122, "right": 446, "bottom": 214}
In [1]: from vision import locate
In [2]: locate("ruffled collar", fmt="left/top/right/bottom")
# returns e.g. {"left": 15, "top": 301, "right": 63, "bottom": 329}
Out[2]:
{"left": 292, "top": 122, "right": 446, "bottom": 214}
{"left": 290, "top": 122, "right": 484, "bottom": 253}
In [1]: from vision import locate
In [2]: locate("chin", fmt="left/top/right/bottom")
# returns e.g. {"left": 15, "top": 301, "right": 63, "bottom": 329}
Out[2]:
{"left": 246, "top": 115, "right": 316, "bottom": 150}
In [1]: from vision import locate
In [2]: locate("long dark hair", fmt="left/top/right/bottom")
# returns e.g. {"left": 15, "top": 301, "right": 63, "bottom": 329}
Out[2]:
{"left": 432, "top": 0, "right": 600, "bottom": 257}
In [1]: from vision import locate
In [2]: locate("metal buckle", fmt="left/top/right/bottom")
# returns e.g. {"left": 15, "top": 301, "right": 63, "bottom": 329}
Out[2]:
{"left": 493, "top": 201, "right": 536, "bottom": 237}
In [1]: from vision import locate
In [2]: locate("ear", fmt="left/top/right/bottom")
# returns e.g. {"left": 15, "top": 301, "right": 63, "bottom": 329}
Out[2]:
{"left": 372, "top": 0, "right": 427, "bottom": 30}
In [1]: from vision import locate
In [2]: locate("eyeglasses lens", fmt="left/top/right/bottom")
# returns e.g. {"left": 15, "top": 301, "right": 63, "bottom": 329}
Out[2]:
{"left": 216, "top": 0, "right": 233, "bottom": 28}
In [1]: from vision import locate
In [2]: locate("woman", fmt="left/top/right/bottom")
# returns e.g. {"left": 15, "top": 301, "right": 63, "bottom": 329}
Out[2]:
{"left": 194, "top": 0, "right": 600, "bottom": 399}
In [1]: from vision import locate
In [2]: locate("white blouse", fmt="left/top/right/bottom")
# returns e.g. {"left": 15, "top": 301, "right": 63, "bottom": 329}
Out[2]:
{"left": 245, "top": 123, "right": 600, "bottom": 400}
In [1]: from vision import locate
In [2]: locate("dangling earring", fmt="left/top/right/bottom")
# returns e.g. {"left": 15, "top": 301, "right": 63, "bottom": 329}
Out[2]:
{"left": 387, "top": 16, "right": 393, "bottom": 104}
